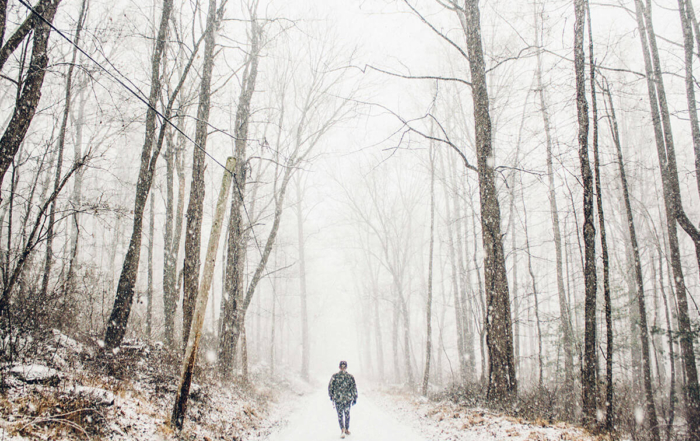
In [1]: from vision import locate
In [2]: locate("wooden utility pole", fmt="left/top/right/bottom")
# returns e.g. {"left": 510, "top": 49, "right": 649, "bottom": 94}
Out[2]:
{"left": 172, "top": 157, "right": 235, "bottom": 430}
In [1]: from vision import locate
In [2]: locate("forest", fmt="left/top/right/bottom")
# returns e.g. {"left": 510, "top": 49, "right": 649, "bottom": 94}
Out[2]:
{"left": 0, "top": 0, "right": 698, "bottom": 439}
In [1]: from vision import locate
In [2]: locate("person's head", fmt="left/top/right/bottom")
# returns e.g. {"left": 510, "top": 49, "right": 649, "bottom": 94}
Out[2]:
{"left": 339, "top": 360, "right": 347, "bottom": 371}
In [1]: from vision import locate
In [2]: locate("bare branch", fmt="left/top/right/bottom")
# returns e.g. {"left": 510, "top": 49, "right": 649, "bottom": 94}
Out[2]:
{"left": 401, "top": 0, "right": 470, "bottom": 61}
{"left": 356, "top": 64, "right": 472, "bottom": 87}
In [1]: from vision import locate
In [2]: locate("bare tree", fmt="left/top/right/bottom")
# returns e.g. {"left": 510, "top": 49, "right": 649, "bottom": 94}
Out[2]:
{"left": 398, "top": 0, "right": 516, "bottom": 400}
{"left": 103, "top": 0, "right": 174, "bottom": 349}
{"left": 601, "top": 79, "right": 658, "bottom": 440}
{"left": 586, "top": 4, "right": 616, "bottom": 434}
{"left": 219, "top": 27, "right": 355, "bottom": 375}
{"left": 422, "top": 142, "right": 436, "bottom": 396}
{"left": 219, "top": 4, "right": 262, "bottom": 376}
{"left": 0, "top": 0, "right": 62, "bottom": 199}
{"left": 461, "top": 0, "right": 516, "bottom": 403}
{"left": 534, "top": 3, "right": 574, "bottom": 393}
{"left": 181, "top": 0, "right": 226, "bottom": 347}
{"left": 295, "top": 176, "right": 310, "bottom": 382}
{"left": 633, "top": 0, "right": 700, "bottom": 435}
{"left": 678, "top": 0, "right": 700, "bottom": 199}
{"left": 39, "top": 0, "right": 87, "bottom": 300}
{"left": 573, "top": 0, "right": 597, "bottom": 427}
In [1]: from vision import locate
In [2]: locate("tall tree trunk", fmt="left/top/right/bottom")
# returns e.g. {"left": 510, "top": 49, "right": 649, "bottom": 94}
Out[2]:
{"left": 602, "top": 82, "right": 658, "bottom": 439}
{"left": 374, "top": 281, "right": 384, "bottom": 382}
{"left": 182, "top": 0, "right": 219, "bottom": 348}
{"left": 218, "top": 17, "right": 261, "bottom": 375}
{"left": 225, "top": 150, "right": 299, "bottom": 375}
{"left": 65, "top": 89, "right": 88, "bottom": 294}
{"left": 146, "top": 192, "right": 155, "bottom": 339}
{"left": 270, "top": 248, "right": 277, "bottom": 376}
{"left": 521, "top": 191, "right": 543, "bottom": 389}
{"left": 535, "top": 2, "right": 574, "bottom": 393}
{"left": 40, "top": 0, "right": 86, "bottom": 300}
{"left": 461, "top": 0, "right": 516, "bottom": 403}
{"left": 510, "top": 72, "right": 534, "bottom": 382}
{"left": 103, "top": 0, "right": 173, "bottom": 349}
{"left": 163, "top": 112, "right": 187, "bottom": 347}
{"left": 634, "top": 0, "right": 700, "bottom": 435}
{"left": 0, "top": 0, "right": 57, "bottom": 71}
{"left": 422, "top": 143, "right": 436, "bottom": 396}
{"left": 395, "top": 279, "right": 414, "bottom": 387}
{"left": 0, "top": 0, "right": 61, "bottom": 201}
{"left": 678, "top": 0, "right": 700, "bottom": 199}
{"left": 0, "top": 0, "right": 7, "bottom": 50}
{"left": 657, "top": 249, "right": 676, "bottom": 438}
{"left": 574, "top": 0, "right": 597, "bottom": 427}
{"left": 163, "top": 129, "right": 176, "bottom": 346}
{"left": 450, "top": 164, "right": 470, "bottom": 374}
{"left": 586, "top": 7, "right": 617, "bottom": 434}
{"left": 241, "top": 325, "right": 248, "bottom": 383}
{"left": 509, "top": 204, "right": 519, "bottom": 377}
{"left": 295, "top": 177, "right": 310, "bottom": 382}
{"left": 440, "top": 149, "right": 467, "bottom": 383}
{"left": 600, "top": 84, "right": 619, "bottom": 432}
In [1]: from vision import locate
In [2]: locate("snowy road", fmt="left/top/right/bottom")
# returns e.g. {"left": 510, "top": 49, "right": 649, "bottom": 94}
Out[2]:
{"left": 263, "top": 389, "right": 428, "bottom": 441}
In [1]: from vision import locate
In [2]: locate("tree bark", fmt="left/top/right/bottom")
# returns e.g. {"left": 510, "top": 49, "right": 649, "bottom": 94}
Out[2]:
{"left": 163, "top": 111, "right": 188, "bottom": 347}
{"left": 600, "top": 84, "right": 618, "bottom": 432}
{"left": 163, "top": 128, "right": 176, "bottom": 346}
{"left": 574, "top": 0, "right": 597, "bottom": 427}
{"left": 182, "top": 0, "right": 219, "bottom": 348}
{"left": 586, "top": 6, "right": 617, "bottom": 434}
{"left": 458, "top": 0, "right": 516, "bottom": 403}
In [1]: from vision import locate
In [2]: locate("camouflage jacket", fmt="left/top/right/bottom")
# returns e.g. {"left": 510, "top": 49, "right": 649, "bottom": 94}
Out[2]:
{"left": 328, "top": 371, "right": 357, "bottom": 404}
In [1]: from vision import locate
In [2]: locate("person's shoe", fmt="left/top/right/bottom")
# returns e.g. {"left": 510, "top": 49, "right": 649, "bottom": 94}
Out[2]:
{"left": 340, "top": 432, "right": 345, "bottom": 439}
{"left": 345, "top": 429, "right": 351, "bottom": 436}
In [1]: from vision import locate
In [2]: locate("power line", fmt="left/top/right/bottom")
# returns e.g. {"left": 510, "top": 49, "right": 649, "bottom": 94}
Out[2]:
{"left": 17, "top": 0, "right": 280, "bottom": 295}
{"left": 17, "top": 0, "right": 231, "bottom": 173}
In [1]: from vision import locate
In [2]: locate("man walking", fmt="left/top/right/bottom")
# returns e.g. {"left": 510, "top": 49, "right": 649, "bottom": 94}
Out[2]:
{"left": 328, "top": 360, "right": 357, "bottom": 438}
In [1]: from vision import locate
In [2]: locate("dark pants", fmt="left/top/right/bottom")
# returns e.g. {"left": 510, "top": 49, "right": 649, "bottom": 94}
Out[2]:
{"left": 335, "top": 401, "right": 351, "bottom": 430}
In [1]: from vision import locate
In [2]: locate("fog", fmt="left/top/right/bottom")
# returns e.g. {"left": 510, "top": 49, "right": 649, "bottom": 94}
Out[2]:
{"left": 2, "top": 0, "right": 700, "bottom": 437}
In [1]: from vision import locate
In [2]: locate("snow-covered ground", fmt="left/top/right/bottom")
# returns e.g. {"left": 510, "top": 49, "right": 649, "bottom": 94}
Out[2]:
{"left": 257, "top": 387, "right": 599, "bottom": 441}
{"left": 259, "top": 389, "right": 427, "bottom": 441}
{"left": 0, "top": 332, "right": 273, "bottom": 440}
